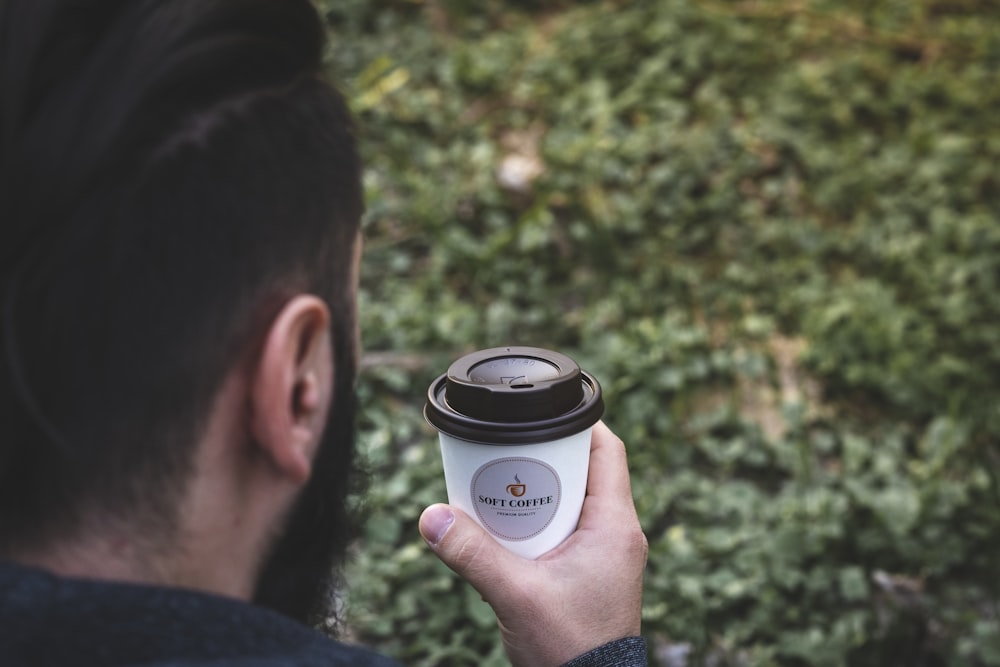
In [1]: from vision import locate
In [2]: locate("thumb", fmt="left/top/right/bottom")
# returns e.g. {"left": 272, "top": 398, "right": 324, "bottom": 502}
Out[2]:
{"left": 418, "top": 504, "right": 522, "bottom": 599}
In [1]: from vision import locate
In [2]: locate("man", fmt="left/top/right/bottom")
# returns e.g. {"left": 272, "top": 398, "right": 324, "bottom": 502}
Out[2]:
{"left": 0, "top": 1, "right": 648, "bottom": 665}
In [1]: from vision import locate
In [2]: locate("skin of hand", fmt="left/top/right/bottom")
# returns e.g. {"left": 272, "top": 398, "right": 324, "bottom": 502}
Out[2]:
{"left": 419, "top": 420, "right": 648, "bottom": 667}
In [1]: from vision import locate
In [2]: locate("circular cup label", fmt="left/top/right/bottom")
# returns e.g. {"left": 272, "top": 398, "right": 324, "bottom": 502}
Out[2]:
{"left": 471, "top": 457, "right": 561, "bottom": 541}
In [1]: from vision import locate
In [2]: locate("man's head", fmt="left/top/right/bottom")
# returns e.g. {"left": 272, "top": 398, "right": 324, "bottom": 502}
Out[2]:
{"left": 0, "top": 0, "right": 362, "bottom": 622}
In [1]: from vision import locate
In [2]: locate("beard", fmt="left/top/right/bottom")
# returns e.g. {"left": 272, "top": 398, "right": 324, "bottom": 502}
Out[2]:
{"left": 251, "top": 336, "right": 361, "bottom": 628}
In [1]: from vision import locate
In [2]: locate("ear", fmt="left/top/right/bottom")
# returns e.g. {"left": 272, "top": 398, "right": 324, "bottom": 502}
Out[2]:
{"left": 249, "top": 295, "right": 332, "bottom": 485}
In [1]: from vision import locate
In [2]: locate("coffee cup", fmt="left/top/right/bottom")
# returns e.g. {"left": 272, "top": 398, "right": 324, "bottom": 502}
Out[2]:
{"left": 424, "top": 346, "right": 604, "bottom": 559}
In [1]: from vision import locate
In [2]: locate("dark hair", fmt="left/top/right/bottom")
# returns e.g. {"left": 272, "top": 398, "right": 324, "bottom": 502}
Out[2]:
{"left": 0, "top": 0, "right": 363, "bottom": 552}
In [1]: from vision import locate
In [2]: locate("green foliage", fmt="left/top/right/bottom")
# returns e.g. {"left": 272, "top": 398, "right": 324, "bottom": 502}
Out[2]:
{"left": 317, "top": 0, "right": 1000, "bottom": 664}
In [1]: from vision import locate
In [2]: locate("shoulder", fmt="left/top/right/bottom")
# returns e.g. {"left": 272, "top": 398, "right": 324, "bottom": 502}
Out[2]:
{"left": 0, "top": 562, "right": 403, "bottom": 667}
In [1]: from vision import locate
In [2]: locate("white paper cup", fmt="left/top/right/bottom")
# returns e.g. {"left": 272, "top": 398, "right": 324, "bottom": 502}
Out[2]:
{"left": 425, "top": 347, "right": 603, "bottom": 559}
{"left": 437, "top": 428, "right": 592, "bottom": 558}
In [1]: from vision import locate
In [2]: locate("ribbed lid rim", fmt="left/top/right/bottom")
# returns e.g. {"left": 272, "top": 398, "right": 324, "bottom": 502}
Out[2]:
{"left": 424, "top": 348, "right": 604, "bottom": 445}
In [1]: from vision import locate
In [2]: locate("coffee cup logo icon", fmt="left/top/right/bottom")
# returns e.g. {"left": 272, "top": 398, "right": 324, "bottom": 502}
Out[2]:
{"left": 506, "top": 474, "right": 526, "bottom": 497}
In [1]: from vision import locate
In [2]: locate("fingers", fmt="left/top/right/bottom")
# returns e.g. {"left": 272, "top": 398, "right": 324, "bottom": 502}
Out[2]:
{"left": 418, "top": 504, "right": 523, "bottom": 601}
{"left": 584, "top": 421, "right": 634, "bottom": 501}
{"left": 576, "top": 421, "right": 641, "bottom": 531}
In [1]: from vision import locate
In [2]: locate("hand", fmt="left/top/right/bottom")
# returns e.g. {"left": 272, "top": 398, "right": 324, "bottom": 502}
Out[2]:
{"left": 419, "top": 421, "right": 648, "bottom": 667}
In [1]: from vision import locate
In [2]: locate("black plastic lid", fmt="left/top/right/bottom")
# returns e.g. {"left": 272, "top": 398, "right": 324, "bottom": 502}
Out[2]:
{"left": 424, "top": 346, "right": 604, "bottom": 445}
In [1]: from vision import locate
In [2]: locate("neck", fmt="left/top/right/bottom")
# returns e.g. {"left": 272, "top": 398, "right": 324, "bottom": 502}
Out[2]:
{"left": 6, "top": 503, "right": 264, "bottom": 600}
{"left": 7, "top": 522, "right": 176, "bottom": 589}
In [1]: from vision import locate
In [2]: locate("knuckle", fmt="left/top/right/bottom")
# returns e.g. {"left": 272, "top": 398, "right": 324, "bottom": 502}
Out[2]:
{"left": 626, "top": 524, "right": 649, "bottom": 565}
{"left": 605, "top": 518, "right": 648, "bottom": 567}
{"left": 452, "top": 531, "right": 486, "bottom": 569}
{"left": 450, "top": 532, "right": 498, "bottom": 586}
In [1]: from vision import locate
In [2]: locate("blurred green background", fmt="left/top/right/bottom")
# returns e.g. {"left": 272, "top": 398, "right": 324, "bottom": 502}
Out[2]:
{"left": 316, "top": 1, "right": 1000, "bottom": 665}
